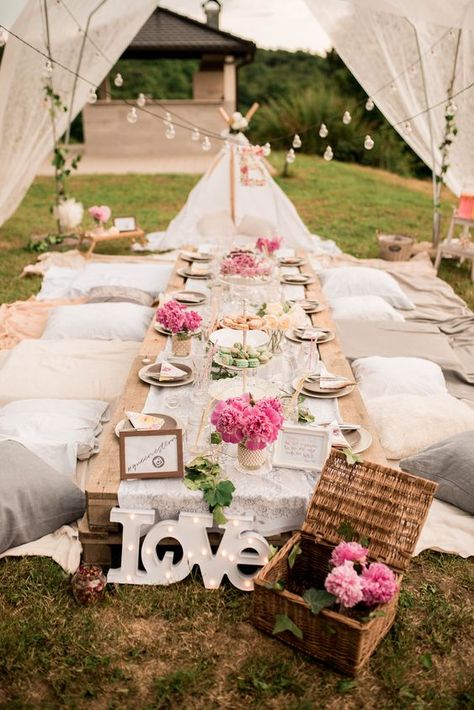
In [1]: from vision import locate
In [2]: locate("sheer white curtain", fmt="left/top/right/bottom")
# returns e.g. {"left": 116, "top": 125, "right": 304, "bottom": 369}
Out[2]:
{"left": 305, "top": 0, "right": 474, "bottom": 196}
{"left": 0, "top": 0, "right": 158, "bottom": 226}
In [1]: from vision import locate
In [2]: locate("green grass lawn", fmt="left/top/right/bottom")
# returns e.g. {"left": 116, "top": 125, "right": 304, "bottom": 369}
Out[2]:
{"left": 0, "top": 156, "right": 473, "bottom": 709}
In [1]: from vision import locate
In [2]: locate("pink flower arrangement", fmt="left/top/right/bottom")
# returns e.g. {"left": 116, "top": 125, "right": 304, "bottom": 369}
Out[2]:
{"left": 255, "top": 235, "right": 282, "bottom": 255}
{"left": 323, "top": 540, "right": 398, "bottom": 609}
{"left": 88, "top": 205, "right": 111, "bottom": 225}
{"left": 155, "top": 300, "right": 202, "bottom": 335}
{"left": 211, "top": 394, "right": 284, "bottom": 450}
{"left": 220, "top": 252, "right": 272, "bottom": 279}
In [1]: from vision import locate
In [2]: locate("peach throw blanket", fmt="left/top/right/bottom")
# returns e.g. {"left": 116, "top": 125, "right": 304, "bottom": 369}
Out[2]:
{"left": 0, "top": 296, "right": 86, "bottom": 350}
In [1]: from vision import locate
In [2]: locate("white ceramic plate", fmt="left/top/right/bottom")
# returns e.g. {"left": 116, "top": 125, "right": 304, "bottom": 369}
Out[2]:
{"left": 177, "top": 268, "right": 211, "bottom": 280}
{"left": 278, "top": 257, "right": 306, "bottom": 267}
{"left": 114, "top": 413, "right": 178, "bottom": 437}
{"left": 208, "top": 377, "right": 280, "bottom": 401}
{"left": 138, "top": 363, "right": 194, "bottom": 387}
{"left": 293, "top": 377, "right": 355, "bottom": 399}
{"left": 180, "top": 251, "right": 213, "bottom": 263}
{"left": 210, "top": 327, "right": 269, "bottom": 352}
{"left": 172, "top": 290, "right": 208, "bottom": 305}
{"left": 345, "top": 427, "right": 372, "bottom": 454}
{"left": 280, "top": 274, "right": 315, "bottom": 285}
{"left": 285, "top": 329, "right": 335, "bottom": 345}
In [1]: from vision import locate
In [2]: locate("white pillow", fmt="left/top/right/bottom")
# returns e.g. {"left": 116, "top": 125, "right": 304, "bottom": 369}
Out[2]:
{"left": 366, "top": 394, "right": 474, "bottom": 459}
{"left": 329, "top": 296, "right": 405, "bottom": 322}
{"left": 69, "top": 262, "right": 173, "bottom": 299}
{"left": 0, "top": 437, "right": 79, "bottom": 477}
{"left": 36, "top": 266, "right": 82, "bottom": 301}
{"left": 0, "top": 399, "right": 110, "bottom": 459}
{"left": 237, "top": 214, "right": 277, "bottom": 238}
{"left": 41, "top": 303, "right": 153, "bottom": 341}
{"left": 352, "top": 356, "right": 447, "bottom": 401}
{"left": 197, "top": 211, "right": 236, "bottom": 239}
{"left": 319, "top": 267, "right": 415, "bottom": 310}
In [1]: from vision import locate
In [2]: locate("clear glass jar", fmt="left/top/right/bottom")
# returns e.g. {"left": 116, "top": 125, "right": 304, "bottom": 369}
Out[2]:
{"left": 71, "top": 564, "right": 106, "bottom": 605}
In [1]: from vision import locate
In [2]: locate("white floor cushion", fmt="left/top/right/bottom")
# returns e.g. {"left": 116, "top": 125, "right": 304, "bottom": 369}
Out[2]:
{"left": 352, "top": 356, "right": 447, "bottom": 401}
{"left": 237, "top": 214, "right": 277, "bottom": 238}
{"left": 366, "top": 394, "right": 474, "bottom": 459}
{"left": 41, "top": 302, "right": 153, "bottom": 341}
{"left": 330, "top": 295, "right": 405, "bottom": 322}
{"left": 319, "top": 267, "right": 415, "bottom": 310}
{"left": 69, "top": 262, "right": 173, "bottom": 299}
{"left": 197, "top": 211, "right": 236, "bottom": 239}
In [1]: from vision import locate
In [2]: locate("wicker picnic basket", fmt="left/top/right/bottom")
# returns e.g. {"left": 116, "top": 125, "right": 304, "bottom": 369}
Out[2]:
{"left": 377, "top": 232, "right": 414, "bottom": 261}
{"left": 252, "top": 449, "right": 437, "bottom": 675}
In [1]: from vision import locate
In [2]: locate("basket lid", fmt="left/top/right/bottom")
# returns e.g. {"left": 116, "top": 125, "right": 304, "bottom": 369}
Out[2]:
{"left": 302, "top": 450, "right": 437, "bottom": 572}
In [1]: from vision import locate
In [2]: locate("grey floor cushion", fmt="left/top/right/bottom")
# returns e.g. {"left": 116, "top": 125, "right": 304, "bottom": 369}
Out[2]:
{"left": 400, "top": 430, "right": 474, "bottom": 514}
{"left": 0, "top": 440, "right": 85, "bottom": 554}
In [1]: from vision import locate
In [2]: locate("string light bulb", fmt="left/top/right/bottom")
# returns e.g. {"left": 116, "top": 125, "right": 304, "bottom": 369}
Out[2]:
{"left": 286, "top": 148, "right": 296, "bottom": 164}
{"left": 262, "top": 142, "right": 271, "bottom": 157}
{"left": 446, "top": 100, "right": 458, "bottom": 115}
{"left": 342, "top": 110, "right": 352, "bottom": 125}
{"left": 164, "top": 111, "right": 172, "bottom": 123}
{"left": 136, "top": 92, "right": 146, "bottom": 108}
{"left": 292, "top": 134, "right": 302, "bottom": 149}
{"left": 318, "top": 123, "right": 328, "bottom": 138}
{"left": 0, "top": 28, "right": 8, "bottom": 47}
{"left": 365, "top": 98, "right": 375, "bottom": 111}
{"left": 126, "top": 107, "right": 138, "bottom": 124}
{"left": 364, "top": 134, "right": 375, "bottom": 150}
{"left": 202, "top": 136, "right": 211, "bottom": 151}
{"left": 114, "top": 72, "right": 123, "bottom": 88}
{"left": 165, "top": 123, "right": 176, "bottom": 140}
{"left": 403, "top": 120, "right": 412, "bottom": 134}
{"left": 390, "top": 82, "right": 397, "bottom": 92}
{"left": 43, "top": 59, "right": 53, "bottom": 76}
{"left": 191, "top": 127, "right": 200, "bottom": 142}
{"left": 323, "top": 146, "right": 334, "bottom": 161}
{"left": 87, "top": 88, "right": 98, "bottom": 104}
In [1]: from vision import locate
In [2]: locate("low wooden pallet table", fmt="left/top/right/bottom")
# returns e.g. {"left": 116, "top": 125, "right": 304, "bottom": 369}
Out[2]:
{"left": 79, "top": 228, "right": 146, "bottom": 258}
{"left": 81, "top": 251, "right": 387, "bottom": 565}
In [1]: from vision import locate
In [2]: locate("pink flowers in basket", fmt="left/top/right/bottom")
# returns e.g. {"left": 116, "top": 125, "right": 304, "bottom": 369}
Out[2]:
{"left": 211, "top": 394, "right": 284, "bottom": 450}
{"left": 88, "top": 205, "right": 111, "bottom": 225}
{"left": 155, "top": 300, "right": 202, "bottom": 334}
{"left": 324, "top": 541, "right": 398, "bottom": 609}
{"left": 255, "top": 235, "right": 282, "bottom": 255}
{"left": 220, "top": 252, "right": 272, "bottom": 279}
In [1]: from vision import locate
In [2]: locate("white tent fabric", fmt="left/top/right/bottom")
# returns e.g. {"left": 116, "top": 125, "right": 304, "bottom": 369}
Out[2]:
{"left": 305, "top": 0, "right": 474, "bottom": 197}
{"left": 0, "top": 0, "right": 157, "bottom": 227}
{"left": 147, "top": 143, "right": 339, "bottom": 253}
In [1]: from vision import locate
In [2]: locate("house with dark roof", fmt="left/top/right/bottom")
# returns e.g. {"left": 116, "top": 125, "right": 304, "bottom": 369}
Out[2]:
{"left": 82, "top": 3, "right": 256, "bottom": 160}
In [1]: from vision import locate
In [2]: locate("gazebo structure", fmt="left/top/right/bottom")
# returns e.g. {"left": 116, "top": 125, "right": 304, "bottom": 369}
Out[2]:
{"left": 82, "top": 3, "right": 256, "bottom": 160}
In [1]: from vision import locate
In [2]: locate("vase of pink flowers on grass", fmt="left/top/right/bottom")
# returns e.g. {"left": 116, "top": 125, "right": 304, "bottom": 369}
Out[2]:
{"left": 88, "top": 205, "right": 111, "bottom": 235}
{"left": 211, "top": 393, "right": 284, "bottom": 472}
{"left": 155, "top": 300, "right": 202, "bottom": 357}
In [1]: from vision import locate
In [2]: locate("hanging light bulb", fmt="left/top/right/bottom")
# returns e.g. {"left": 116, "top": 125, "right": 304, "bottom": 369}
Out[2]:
{"left": 191, "top": 127, "right": 200, "bottom": 142}
{"left": 409, "top": 64, "right": 417, "bottom": 76}
{"left": 292, "top": 134, "right": 302, "bottom": 149}
{"left": 286, "top": 148, "right": 296, "bottom": 164}
{"left": 403, "top": 120, "right": 413, "bottom": 134}
{"left": 342, "top": 110, "right": 352, "bottom": 125}
{"left": 262, "top": 142, "right": 271, "bottom": 157}
{"left": 201, "top": 136, "right": 211, "bottom": 152}
{"left": 0, "top": 28, "right": 8, "bottom": 47}
{"left": 390, "top": 82, "right": 397, "bottom": 92}
{"left": 114, "top": 72, "right": 123, "bottom": 88}
{"left": 165, "top": 123, "right": 176, "bottom": 140}
{"left": 126, "top": 107, "right": 138, "bottom": 124}
{"left": 446, "top": 100, "right": 458, "bottom": 115}
{"left": 43, "top": 59, "right": 53, "bottom": 77}
{"left": 364, "top": 134, "right": 375, "bottom": 150}
{"left": 136, "top": 92, "right": 146, "bottom": 108}
{"left": 323, "top": 146, "right": 334, "bottom": 161}
{"left": 164, "top": 111, "right": 172, "bottom": 123}
{"left": 318, "top": 123, "right": 328, "bottom": 138}
{"left": 365, "top": 98, "right": 375, "bottom": 111}
{"left": 224, "top": 140, "right": 231, "bottom": 150}
{"left": 87, "top": 88, "right": 98, "bottom": 104}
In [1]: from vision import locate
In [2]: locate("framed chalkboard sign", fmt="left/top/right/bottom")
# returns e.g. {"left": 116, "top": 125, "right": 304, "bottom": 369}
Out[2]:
{"left": 273, "top": 424, "right": 330, "bottom": 472}
{"left": 119, "top": 428, "right": 184, "bottom": 480}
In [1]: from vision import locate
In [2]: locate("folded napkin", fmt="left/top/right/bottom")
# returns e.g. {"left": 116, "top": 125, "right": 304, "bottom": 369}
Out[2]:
{"left": 175, "top": 292, "right": 202, "bottom": 303}
{"left": 125, "top": 411, "right": 165, "bottom": 430}
{"left": 296, "top": 327, "right": 329, "bottom": 340}
{"left": 191, "top": 263, "right": 210, "bottom": 275}
{"left": 318, "top": 363, "right": 354, "bottom": 390}
{"left": 326, "top": 420, "right": 350, "bottom": 448}
{"left": 159, "top": 360, "right": 187, "bottom": 382}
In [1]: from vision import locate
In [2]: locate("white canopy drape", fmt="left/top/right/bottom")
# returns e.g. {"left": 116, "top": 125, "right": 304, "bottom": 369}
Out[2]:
{"left": 0, "top": 0, "right": 158, "bottom": 227}
{"left": 305, "top": 0, "right": 474, "bottom": 197}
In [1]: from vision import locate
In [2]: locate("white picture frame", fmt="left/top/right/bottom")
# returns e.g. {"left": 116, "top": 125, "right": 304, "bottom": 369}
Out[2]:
{"left": 119, "top": 428, "right": 184, "bottom": 480}
{"left": 114, "top": 216, "right": 136, "bottom": 232}
{"left": 272, "top": 424, "right": 331, "bottom": 471}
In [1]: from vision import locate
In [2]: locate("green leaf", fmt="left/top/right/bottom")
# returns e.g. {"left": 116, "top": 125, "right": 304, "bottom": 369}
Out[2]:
{"left": 298, "top": 406, "right": 315, "bottom": 423}
{"left": 272, "top": 614, "right": 303, "bottom": 640}
{"left": 214, "top": 480, "right": 235, "bottom": 507}
{"left": 264, "top": 579, "right": 286, "bottom": 591}
{"left": 288, "top": 542, "right": 302, "bottom": 569}
{"left": 342, "top": 448, "right": 363, "bottom": 466}
{"left": 336, "top": 679, "right": 357, "bottom": 694}
{"left": 183, "top": 477, "right": 202, "bottom": 491}
{"left": 420, "top": 652, "right": 433, "bottom": 670}
{"left": 337, "top": 520, "right": 357, "bottom": 542}
{"left": 268, "top": 544, "right": 279, "bottom": 560}
{"left": 359, "top": 535, "right": 370, "bottom": 548}
{"left": 210, "top": 431, "right": 222, "bottom": 445}
{"left": 303, "top": 588, "right": 336, "bottom": 615}
{"left": 203, "top": 488, "right": 218, "bottom": 508}
{"left": 212, "top": 505, "right": 228, "bottom": 525}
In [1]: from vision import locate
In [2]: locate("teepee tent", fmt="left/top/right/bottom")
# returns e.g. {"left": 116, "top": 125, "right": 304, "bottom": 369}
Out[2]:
{"left": 148, "top": 141, "right": 337, "bottom": 253}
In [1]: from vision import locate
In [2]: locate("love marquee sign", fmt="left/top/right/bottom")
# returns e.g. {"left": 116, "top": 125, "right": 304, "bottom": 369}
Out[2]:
{"left": 107, "top": 509, "right": 271, "bottom": 592}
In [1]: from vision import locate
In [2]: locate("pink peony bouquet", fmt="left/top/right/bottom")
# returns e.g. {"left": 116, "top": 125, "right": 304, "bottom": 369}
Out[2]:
{"left": 324, "top": 541, "right": 398, "bottom": 609}
{"left": 220, "top": 252, "right": 272, "bottom": 279}
{"left": 88, "top": 205, "right": 111, "bottom": 225}
{"left": 155, "top": 300, "right": 202, "bottom": 335}
{"left": 255, "top": 235, "right": 282, "bottom": 255}
{"left": 211, "top": 394, "right": 284, "bottom": 450}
